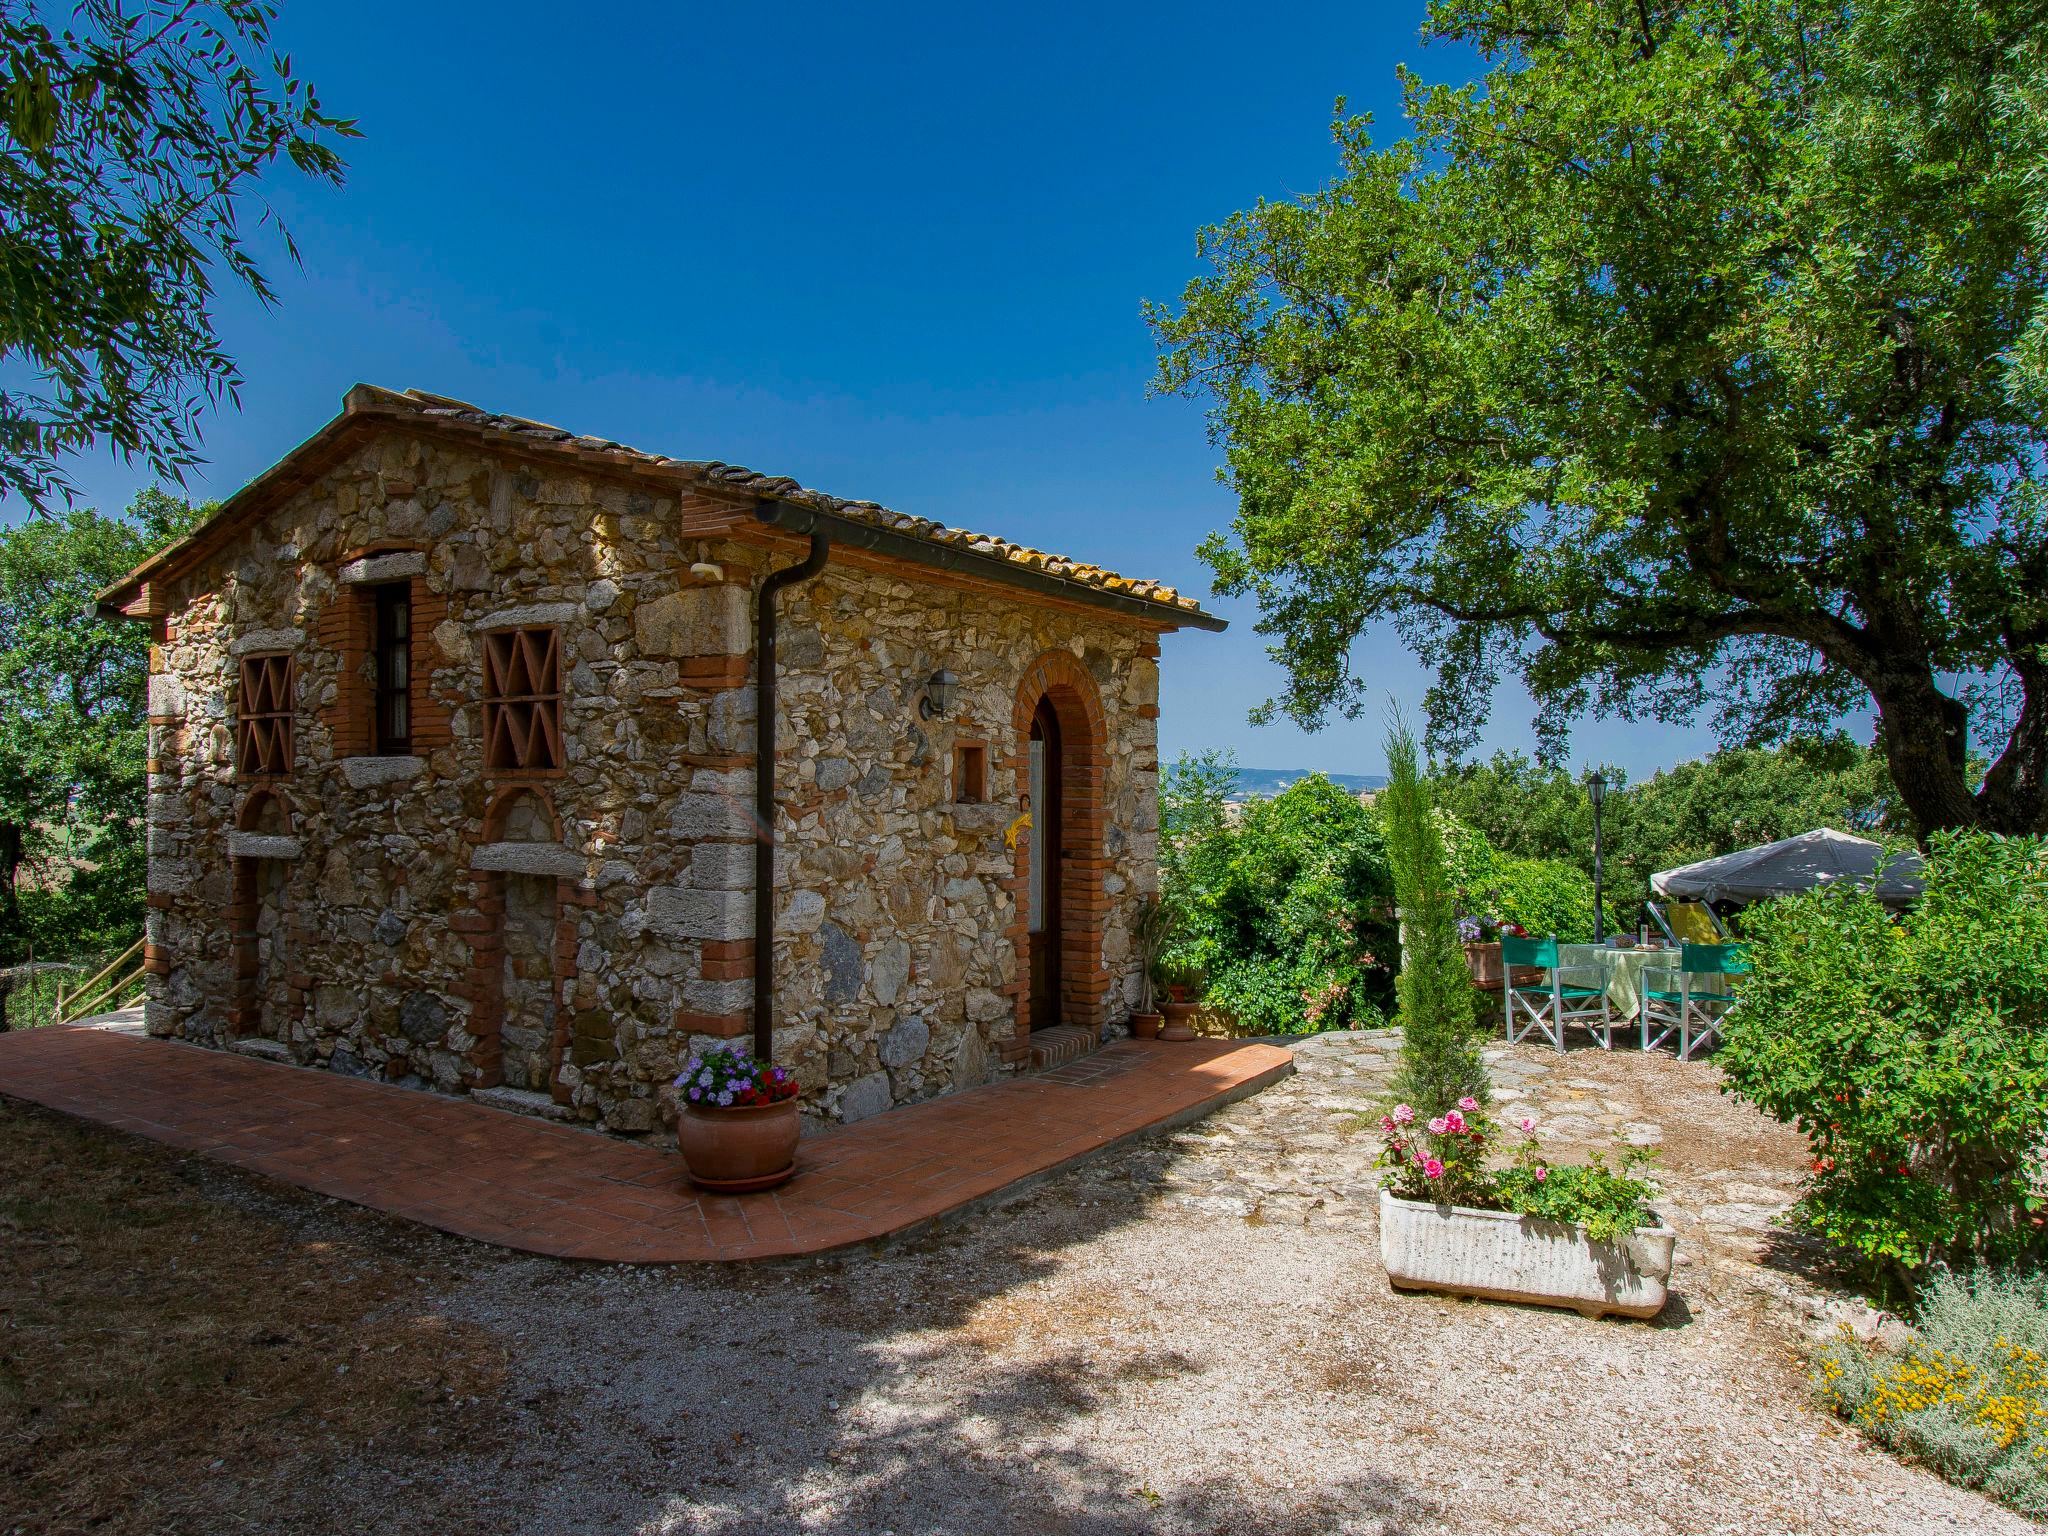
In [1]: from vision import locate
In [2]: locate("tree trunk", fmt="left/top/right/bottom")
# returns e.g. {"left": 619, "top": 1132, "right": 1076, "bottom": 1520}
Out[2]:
{"left": 1976, "top": 658, "right": 2048, "bottom": 836}
{"left": 1873, "top": 669, "right": 2048, "bottom": 839}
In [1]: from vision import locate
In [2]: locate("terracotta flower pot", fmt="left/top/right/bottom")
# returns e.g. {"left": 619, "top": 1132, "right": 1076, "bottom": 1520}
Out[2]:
{"left": 677, "top": 1098, "right": 800, "bottom": 1193}
{"left": 1159, "top": 1001, "right": 1199, "bottom": 1041}
{"left": 1463, "top": 941, "right": 1503, "bottom": 987}
{"left": 1129, "top": 1010, "right": 1164, "bottom": 1039}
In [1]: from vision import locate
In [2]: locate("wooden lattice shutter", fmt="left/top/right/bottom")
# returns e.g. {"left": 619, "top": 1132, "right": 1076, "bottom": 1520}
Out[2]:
{"left": 482, "top": 627, "right": 563, "bottom": 772}
{"left": 236, "top": 654, "right": 295, "bottom": 776}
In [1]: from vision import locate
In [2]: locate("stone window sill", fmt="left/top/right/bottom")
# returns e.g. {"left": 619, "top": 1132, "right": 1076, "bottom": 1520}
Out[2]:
{"left": 339, "top": 755, "right": 425, "bottom": 789}
{"left": 471, "top": 841, "right": 585, "bottom": 878}
{"left": 228, "top": 831, "right": 302, "bottom": 861}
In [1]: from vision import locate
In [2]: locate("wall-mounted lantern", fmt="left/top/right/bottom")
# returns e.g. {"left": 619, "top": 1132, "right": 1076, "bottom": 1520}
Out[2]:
{"left": 918, "top": 669, "right": 958, "bottom": 720}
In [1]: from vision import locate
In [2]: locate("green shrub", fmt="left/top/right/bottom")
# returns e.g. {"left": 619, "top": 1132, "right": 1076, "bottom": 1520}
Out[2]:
{"left": 1815, "top": 1267, "right": 2048, "bottom": 1518}
{"left": 1442, "top": 817, "right": 1596, "bottom": 941}
{"left": 1382, "top": 718, "right": 1486, "bottom": 1114}
{"left": 1160, "top": 752, "right": 1396, "bottom": 1034}
{"left": 1718, "top": 830, "right": 2048, "bottom": 1281}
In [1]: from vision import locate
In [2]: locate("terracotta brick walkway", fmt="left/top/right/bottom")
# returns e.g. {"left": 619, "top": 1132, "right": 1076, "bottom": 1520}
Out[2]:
{"left": 0, "top": 1026, "right": 1292, "bottom": 1262}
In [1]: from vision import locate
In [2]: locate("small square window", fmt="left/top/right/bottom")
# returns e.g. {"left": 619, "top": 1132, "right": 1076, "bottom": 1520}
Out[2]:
{"left": 482, "top": 627, "right": 564, "bottom": 773}
{"left": 955, "top": 742, "right": 987, "bottom": 804}
{"left": 236, "top": 653, "right": 294, "bottom": 776}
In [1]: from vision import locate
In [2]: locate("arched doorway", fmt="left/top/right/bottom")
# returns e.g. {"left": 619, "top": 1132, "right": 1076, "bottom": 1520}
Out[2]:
{"left": 1010, "top": 651, "right": 1109, "bottom": 1057}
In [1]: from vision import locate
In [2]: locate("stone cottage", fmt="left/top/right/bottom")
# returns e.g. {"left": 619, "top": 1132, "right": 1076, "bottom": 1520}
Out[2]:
{"left": 99, "top": 385, "right": 1224, "bottom": 1135}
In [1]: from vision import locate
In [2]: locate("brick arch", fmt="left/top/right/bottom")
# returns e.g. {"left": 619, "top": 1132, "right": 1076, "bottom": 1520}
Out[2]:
{"left": 481, "top": 784, "right": 561, "bottom": 843}
{"left": 1006, "top": 649, "right": 1110, "bottom": 1063}
{"left": 236, "top": 787, "right": 295, "bottom": 835}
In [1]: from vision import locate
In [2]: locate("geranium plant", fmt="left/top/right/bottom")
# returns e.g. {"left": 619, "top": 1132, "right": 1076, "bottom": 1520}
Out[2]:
{"left": 1376, "top": 1102, "right": 1659, "bottom": 1241}
{"left": 674, "top": 1045, "right": 797, "bottom": 1110}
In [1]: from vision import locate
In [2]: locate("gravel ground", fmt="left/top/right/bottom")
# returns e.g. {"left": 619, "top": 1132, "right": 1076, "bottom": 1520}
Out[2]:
{"left": 160, "top": 1034, "right": 2032, "bottom": 1534}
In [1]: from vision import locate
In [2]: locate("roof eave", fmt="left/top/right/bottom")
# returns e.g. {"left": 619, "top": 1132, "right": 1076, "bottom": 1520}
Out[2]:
{"left": 749, "top": 497, "right": 1226, "bottom": 632}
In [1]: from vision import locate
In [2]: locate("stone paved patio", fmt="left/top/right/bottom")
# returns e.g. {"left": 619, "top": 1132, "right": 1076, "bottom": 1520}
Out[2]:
{"left": 1133, "top": 1027, "right": 1874, "bottom": 1337}
{"left": 0, "top": 1024, "right": 1293, "bottom": 1261}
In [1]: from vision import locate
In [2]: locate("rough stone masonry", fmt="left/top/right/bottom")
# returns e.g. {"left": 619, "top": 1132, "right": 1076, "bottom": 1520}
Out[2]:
{"left": 106, "top": 386, "right": 1219, "bottom": 1139}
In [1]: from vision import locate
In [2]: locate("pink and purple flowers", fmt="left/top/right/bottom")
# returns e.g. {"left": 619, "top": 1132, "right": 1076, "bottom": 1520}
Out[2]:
{"left": 675, "top": 1044, "right": 798, "bottom": 1110}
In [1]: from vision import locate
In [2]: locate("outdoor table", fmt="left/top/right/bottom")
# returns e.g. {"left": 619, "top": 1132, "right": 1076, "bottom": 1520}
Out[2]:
{"left": 1555, "top": 943, "right": 1725, "bottom": 1020}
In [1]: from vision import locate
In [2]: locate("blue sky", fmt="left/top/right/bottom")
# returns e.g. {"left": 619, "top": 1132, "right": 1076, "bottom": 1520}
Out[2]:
{"left": 54, "top": 0, "right": 1742, "bottom": 779}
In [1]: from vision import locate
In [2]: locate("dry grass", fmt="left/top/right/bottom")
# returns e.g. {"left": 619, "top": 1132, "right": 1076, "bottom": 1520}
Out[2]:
{"left": 0, "top": 1099, "right": 508, "bottom": 1535}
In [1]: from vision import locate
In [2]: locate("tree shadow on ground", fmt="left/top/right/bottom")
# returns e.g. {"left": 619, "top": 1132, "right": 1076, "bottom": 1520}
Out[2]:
{"left": 283, "top": 1122, "right": 1440, "bottom": 1536}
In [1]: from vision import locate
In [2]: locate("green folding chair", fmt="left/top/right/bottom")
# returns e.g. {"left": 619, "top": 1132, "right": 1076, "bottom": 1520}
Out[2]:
{"left": 1640, "top": 942, "right": 1748, "bottom": 1060}
{"left": 1502, "top": 935, "right": 1613, "bottom": 1052}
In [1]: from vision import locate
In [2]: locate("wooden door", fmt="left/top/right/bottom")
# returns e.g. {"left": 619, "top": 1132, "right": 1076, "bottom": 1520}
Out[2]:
{"left": 1028, "top": 698, "right": 1063, "bottom": 1029}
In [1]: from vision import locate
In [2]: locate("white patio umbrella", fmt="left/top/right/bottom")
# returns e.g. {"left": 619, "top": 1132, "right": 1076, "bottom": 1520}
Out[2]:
{"left": 1650, "top": 828, "right": 1924, "bottom": 908}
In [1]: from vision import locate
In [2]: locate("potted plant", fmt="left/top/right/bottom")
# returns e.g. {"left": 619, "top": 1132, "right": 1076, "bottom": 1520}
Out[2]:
{"left": 673, "top": 1044, "right": 802, "bottom": 1192}
{"left": 1128, "top": 896, "right": 1173, "bottom": 1039}
{"left": 1156, "top": 957, "right": 1207, "bottom": 1041}
{"left": 1458, "top": 915, "right": 1527, "bottom": 987}
{"left": 1374, "top": 1101, "right": 1675, "bottom": 1319}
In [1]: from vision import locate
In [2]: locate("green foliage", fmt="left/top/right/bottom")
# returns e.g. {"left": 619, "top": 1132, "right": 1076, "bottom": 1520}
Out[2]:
{"left": 1494, "top": 1144, "right": 1661, "bottom": 1245}
{"left": 1816, "top": 1268, "right": 2048, "bottom": 1518}
{"left": 1376, "top": 1098, "right": 1659, "bottom": 1241}
{"left": 1433, "top": 739, "right": 1905, "bottom": 925}
{"left": 1717, "top": 831, "right": 2048, "bottom": 1280}
{"left": 1158, "top": 751, "right": 1396, "bottom": 1034}
{"left": 1382, "top": 718, "right": 1486, "bottom": 1113}
{"left": 0, "top": 2, "right": 358, "bottom": 511}
{"left": 0, "top": 490, "right": 199, "bottom": 963}
{"left": 1440, "top": 813, "right": 1597, "bottom": 941}
{"left": 1151, "top": 0, "right": 2048, "bottom": 838}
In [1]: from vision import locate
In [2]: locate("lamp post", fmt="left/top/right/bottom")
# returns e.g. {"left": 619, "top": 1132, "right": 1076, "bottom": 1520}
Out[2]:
{"left": 1587, "top": 771, "right": 1608, "bottom": 943}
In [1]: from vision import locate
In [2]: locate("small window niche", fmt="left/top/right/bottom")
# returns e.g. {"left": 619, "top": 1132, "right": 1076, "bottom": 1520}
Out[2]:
{"left": 954, "top": 741, "right": 988, "bottom": 804}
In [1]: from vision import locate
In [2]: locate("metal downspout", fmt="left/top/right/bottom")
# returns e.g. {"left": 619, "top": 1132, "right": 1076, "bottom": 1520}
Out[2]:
{"left": 753, "top": 527, "right": 830, "bottom": 1062}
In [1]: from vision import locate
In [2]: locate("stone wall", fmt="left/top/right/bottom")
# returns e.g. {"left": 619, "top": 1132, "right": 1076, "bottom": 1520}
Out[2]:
{"left": 141, "top": 426, "right": 1162, "bottom": 1137}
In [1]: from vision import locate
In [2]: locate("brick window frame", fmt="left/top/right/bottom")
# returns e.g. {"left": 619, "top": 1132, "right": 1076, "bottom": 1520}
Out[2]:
{"left": 235, "top": 652, "right": 294, "bottom": 778}
{"left": 481, "top": 626, "right": 565, "bottom": 775}
{"left": 315, "top": 550, "right": 450, "bottom": 763}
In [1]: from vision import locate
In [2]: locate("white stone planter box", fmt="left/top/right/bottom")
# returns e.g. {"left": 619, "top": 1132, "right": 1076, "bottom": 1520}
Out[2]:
{"left": 1378, "top": 1190, "right": 1675, "bottom": 1319}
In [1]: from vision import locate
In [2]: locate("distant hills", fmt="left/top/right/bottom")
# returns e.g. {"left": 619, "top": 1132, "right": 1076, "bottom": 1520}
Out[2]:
{"left": 1226, "top": 766, "right": 1387, "bottom": 801}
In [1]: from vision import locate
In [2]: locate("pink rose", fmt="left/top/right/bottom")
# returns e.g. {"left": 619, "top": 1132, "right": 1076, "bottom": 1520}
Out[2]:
{"left": 1380, "top": 1115, "right": 1397, "bottom": 1135}
{"left": 1519, "top": 1117, "right": 1536, "bottom": 1134}
{"left": 1457, "top": 1096, "right": 1480, "bottom": 1113}
{"left": 1534, "top": 1166, "right": 1549, "bottom": 1182}
{"left": 1443, "top": 1110, "right": 1467, "bottom": 1134}
{"left": 1392, "top": 1104, "right": 1415, "bottom": 1125}
{"left": 1427, "top": 1116, "right": 1449, "bottom": 1136}
{"left": 1422, "top": 1158, "right": 1446, "bottom": 1180}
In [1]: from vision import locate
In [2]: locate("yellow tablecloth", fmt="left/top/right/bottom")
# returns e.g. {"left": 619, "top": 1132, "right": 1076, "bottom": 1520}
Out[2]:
{"left": 1556, "top": 944, "right": 1724, "bottom": 1017}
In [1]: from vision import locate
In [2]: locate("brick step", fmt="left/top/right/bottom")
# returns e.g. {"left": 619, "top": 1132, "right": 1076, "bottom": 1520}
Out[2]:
{"left": 1027, "top": 1024, "right": 1102, "bottom": 1072}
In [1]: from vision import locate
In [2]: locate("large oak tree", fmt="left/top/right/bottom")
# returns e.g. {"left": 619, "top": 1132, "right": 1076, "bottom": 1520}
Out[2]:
{"left": 1151, "top": 0, "right": 2048, "bottom": 838}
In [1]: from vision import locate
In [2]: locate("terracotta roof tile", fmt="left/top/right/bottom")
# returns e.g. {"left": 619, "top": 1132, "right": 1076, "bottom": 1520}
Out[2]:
{"left": 375, "top": 387, "right": 1207, "bottom": 616}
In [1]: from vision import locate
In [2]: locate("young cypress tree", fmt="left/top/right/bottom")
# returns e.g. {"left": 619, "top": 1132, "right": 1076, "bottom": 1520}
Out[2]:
{"left": 1382, "top": 717, "right": 1488, "bottom": 1114}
